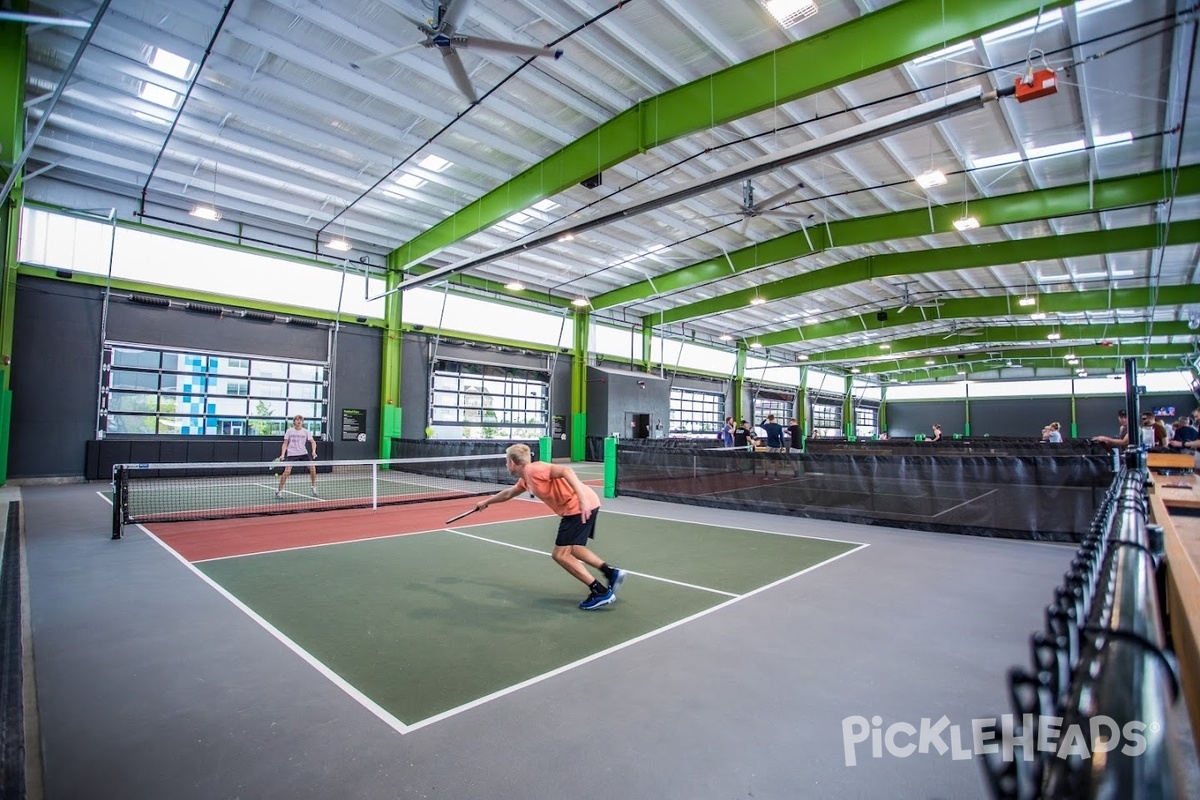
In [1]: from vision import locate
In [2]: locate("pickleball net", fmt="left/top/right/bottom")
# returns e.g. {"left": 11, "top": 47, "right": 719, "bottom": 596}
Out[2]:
{"left": 111, "top": 453, "right": 513, "bottom": 538}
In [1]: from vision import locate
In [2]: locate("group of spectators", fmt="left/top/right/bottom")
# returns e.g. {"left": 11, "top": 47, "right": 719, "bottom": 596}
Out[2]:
{"left": 718, "top": 415, "right": 802, "bottom": 451}
{"left": 1091, "top": 407, "right": 1200, "bottom": 450}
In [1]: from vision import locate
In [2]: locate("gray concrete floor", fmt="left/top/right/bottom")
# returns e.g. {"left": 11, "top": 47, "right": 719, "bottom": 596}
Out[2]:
{"left": 12, "top": 479, "right": 1200, "bottom": 799}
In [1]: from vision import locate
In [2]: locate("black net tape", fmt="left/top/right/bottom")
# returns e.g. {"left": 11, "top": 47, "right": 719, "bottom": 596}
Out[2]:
{"left": 615, "top": 445, "right": 1113, "bottom": 541}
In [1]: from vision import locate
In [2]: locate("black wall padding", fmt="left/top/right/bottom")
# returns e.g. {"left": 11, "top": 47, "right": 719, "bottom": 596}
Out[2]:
{"left": 287, "top": 317, "right": 319, "bottom": 327}
{"left": 185, "top": 301, "right": 223, "bottom": 316}
{"left": 244, "top": 310, "right": 276, "bottom": 323}
{"left": 1, "top": 502, "right": 27, "bottom": 799}
{"left": 130, "top": 293, "right": 170, "bottom": 307}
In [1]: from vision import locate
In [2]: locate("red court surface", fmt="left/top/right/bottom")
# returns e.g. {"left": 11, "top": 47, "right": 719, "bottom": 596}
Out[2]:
{"left": 147, "top": 496, "right": 554, "bottom": 562}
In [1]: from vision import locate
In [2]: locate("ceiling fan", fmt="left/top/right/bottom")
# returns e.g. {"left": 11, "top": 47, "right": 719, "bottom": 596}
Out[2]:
{"left": 350, "top": 0, "right": 564, "bottom": 104}
{"left": 890, "top": 281, "right": 944, "bottom": 313}
{"left": 941, "top": 321, "right": 985, "bottom": 339}
{"left": 702, "top": 179, "right": 812, "bottom": 238}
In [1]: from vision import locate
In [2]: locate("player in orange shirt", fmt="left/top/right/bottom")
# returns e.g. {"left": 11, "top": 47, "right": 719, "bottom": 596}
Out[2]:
{"left": 475, "top": 443, "right": 625, "bottom": 610}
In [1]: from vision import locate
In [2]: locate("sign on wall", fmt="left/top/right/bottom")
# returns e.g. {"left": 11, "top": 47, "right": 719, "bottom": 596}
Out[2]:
{"left": 341, "top": 408, "right": 366, "bottom": 442}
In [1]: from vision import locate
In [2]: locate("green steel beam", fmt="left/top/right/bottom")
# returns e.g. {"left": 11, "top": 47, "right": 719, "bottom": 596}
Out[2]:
{"left": 571, "top": 310, "right": 589, "bottom": 461}
{"left": 389, "top": 0, "right": 1073, "bottom": 273}
{"left": 805, "top": 322, "right": 1197, "bottom": 363}
{"left": 1, "top": 15, "right": 27, "bottom": 485}
{"left": 624, "top": 170, "right": 1200, "bottom": 320}
{"left": 854, "top": 344, "right": 1194, "bottom": 375}
{"left": 754, "top": 286, "right": 1200, "bottom": 348}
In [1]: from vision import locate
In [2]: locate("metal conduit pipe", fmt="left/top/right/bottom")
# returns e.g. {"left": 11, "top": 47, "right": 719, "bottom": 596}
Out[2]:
{"left": 982, "top": 467, "right": 1184, "bottom": 799}
{"left": 1041, "top": 469, "right": 1181, "bottom": 798}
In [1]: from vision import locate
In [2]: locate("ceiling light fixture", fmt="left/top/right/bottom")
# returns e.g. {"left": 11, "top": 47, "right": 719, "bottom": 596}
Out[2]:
{"left": 759, "top": 0, "right": 818, "bottom": 29}
{"left": 189, "top": 161, "right": 222, "bottom": 222}
{"left": 880, "top": 343, "right": 891, "bottom": 350}
{"left": 750, "top": 297, "right": 767, "bottom": 306}
{"left": 571, "top": 297, "right": 589, "bottom": 308}
{"left": 953, "top": 216, "right": 980, "bottom": 231}
{"left": 1018, "top": 296, "right": 1036, "bottom": 306}
{"left": 916, "top": 170, "right": 947, "bottom": 189}
{"left": 1030, "top": 312, "right": 1047, "bottom": 320}
{"left": 324, "top": 238, "right": 351, "bottom": 252}
{"left": 418, "top": 154, "right": 450, "bottom": 172}
{"left": 504, "top": 280, "right": 525, "bottom": 291}
{"left": 1047, "top": 332, "right": 1061, "bottom": 340}
{"left": 925, "top": 359, "right": 936, "bottom": 365}
{"left": 796, "top": 353, "right": 809, "bottom": 360}
{"left": 749, "top": 341, "right": 763, "bottom": 349}
{"left": 719, "top": 334, "right": 733, "bottom": 342}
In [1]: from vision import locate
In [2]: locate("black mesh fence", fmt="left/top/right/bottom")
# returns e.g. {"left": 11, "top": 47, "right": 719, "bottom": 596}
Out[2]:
{"left": 391, "top": 437, "right": 545, "bottom": 461}
{"left": 806, "top": 437, "right": 1110, "bottom": 457}
{"left": 615, "top": 445, "right": 1113, "bottom": 541}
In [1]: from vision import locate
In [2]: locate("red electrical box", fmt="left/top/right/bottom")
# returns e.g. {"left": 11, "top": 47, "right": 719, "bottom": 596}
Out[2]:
{"left": 1014, "top": 68, "right": 1057, "bottom": 103}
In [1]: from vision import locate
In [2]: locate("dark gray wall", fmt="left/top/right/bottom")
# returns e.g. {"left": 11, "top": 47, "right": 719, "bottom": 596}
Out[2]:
{"left": 970, "top": 397, "right": 1074, "bottom": 437}
{"left": 884, "top": 392, "right": 1196, "bottom": 440}
{"left": 9, "top": 276, "right": 381, "bottom": 478}
{"left": 11, "top": 277, "right": 103, "bottom": 477}
{"left": 886, "top": 401, "right": 968, "bottom": 438}
{"left": 329, "top": 324, "right": 382, "bottom": 460}
{"left": 586, "top": 365, "right": 671, "bottom": 439}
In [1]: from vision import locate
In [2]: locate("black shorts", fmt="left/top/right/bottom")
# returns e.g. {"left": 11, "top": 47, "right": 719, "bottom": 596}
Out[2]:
{"left": 284, "top": 454, "right": 313, "bottom": 462}
{"left": 555, "top": 509, "right": 599, "bottom": 547}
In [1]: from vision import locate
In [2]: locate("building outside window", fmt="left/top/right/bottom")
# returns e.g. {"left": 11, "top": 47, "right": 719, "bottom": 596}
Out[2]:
{"left": 810, "top": 401, "right": 842, "bottom": 438}
{"left": 669, "top": 387, "right": 724, "bottom": 437}
{"left": 430, "top": 361, "right": 549, "bottom": 440}
{"left": 102, "top": 344, "right": 326, "bottom": 437}
{"left": 855, "top": 405, "right": 879, "bottom": 438}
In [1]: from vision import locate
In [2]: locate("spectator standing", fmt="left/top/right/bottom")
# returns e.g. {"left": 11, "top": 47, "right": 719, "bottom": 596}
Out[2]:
{"left": 1091, "top": 409, "right": 1129, "bottom": 448}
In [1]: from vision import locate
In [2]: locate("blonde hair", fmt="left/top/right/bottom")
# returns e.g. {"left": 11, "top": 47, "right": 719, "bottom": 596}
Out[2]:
{"left": 1050, "top": 422, "right": 1060, "bottom": 431}
{"left": 505, "top": 443, "right": 532, "bottom": 466}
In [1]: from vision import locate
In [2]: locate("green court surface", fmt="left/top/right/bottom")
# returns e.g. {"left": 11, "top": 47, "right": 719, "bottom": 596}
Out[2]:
{"left": 195, "top": 512, "right": 860, "bottom": 726}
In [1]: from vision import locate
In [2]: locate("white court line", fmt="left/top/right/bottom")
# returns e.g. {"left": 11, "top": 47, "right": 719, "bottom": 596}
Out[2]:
{"left": 401, "top": 541, "right": 868, "bottom": 734}
{"left": 931, "top": 488, "right": 1000, "bottom": 518}
{"left": 101, "top": 488, "right": 868, "bottom": 736}
{"left": 136, "top": 523, "right": 412, "bottom": 736}
{"left": 447, "top": 529, "right": 739, "bottom": 598}
{"left": 599, "top": 506, "right": 869, "bottom": 547}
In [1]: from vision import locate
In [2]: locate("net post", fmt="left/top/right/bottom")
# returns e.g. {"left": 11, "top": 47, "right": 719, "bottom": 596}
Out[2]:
{"left": 372, "top": 462, "right": 379, "bottom": 510}
{"left": 111, "top": 465, "right": 125, "bottom": 539}
{"left": 603, "top": 436, "right": 616, "bottom": 499}
{"left": 538, "top": 435, "right": 552, "bottom": 462}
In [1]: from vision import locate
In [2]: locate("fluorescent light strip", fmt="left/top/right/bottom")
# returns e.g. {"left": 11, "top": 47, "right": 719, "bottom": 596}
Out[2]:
{"left": 1027, "top": 139, "right": 1084, "bottom": 159}
{"left": 418, "top": 154, "right": 449, "bottom": 172}
{"left": 913, "top": 40, "right": 974, "bottom": 65}
{"left": 982, "top": 9, "right": 1062, "bottom": 45}
{"left": 971, "top": 152, "right": 1022, "bottom": 169}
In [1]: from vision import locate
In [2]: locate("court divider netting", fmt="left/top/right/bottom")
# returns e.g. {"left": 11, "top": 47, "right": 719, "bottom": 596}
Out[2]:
{"left": 111, "top": 453, "right": 513, "bottom": 538}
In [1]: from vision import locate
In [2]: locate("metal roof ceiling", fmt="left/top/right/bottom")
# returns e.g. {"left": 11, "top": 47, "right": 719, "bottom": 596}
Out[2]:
{"left": 11, "top": 0, "right": 1200, "bottom": 381}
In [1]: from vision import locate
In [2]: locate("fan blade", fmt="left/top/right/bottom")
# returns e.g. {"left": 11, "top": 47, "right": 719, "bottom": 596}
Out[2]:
{"left": 797, "top": 220, "right": 814, "bottom": 252}
{"left": 441, "top": 48, "right": 479, "bottom": 103}
{"left": 349, "top": 42, "right": 423, "bottom": 69}
{"left": 441, "top": 0, "right": 474, "bottom": 33}
{"left": 738, "top": 217, "right": 750, "bottom": 238}
{"left": 751, "top": 183, "right": 805, "bottom": 211}
{"left": 897, "top": 304, "right": 910, "bottom": 313}
{"left": 456, "top": 35, "right": 563, "bottom": 59}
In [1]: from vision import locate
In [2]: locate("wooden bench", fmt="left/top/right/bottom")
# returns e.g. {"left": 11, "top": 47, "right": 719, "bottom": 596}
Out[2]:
{"left": 1148, "top": 451, "right": 1196, "bottom": 473}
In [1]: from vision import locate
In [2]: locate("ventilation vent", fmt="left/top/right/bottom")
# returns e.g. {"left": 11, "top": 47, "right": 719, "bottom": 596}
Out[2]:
{"left": 185, "top": 301, "right": 223, "bottom": 316}
{"left": 130, "top": 293, "right": 170, "bottom": 307}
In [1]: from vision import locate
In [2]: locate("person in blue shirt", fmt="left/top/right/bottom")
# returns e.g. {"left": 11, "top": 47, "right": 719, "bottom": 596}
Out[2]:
{"left": 1168, "top": 417, "right": 1199, "bottom": 448}
{"left": 720, "top": 416, "right": 735, "bottom": 447}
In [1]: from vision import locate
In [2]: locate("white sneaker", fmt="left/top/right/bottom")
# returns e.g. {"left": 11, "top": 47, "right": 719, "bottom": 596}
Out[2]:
{"left": 310, "top": 487, "right": 319, "bottom": 497}
{"left": 275, "top": 490, "right": 283, "bottom": 499}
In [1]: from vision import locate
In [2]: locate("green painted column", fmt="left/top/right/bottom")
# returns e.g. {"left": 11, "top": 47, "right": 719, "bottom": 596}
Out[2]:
{"left": 963, "top": 382, "right": 971, "bottom": 436}
{"left": 733, "top": 346, "right": 746, "bottom": 421}
{"left": 0, "top": 15, "right": 26, "bottom": 485}
{"left": 538, "top": 435, "right": 552, "bottom": 462}
{"left": 797, "top": 370, "right": 808, "bottom": 452}
{"left": 379, "top": 272, "right": 403, "bottom": 458}
{"left": 843, "top": 376, "right": 854, "bottom": 438}
{"left": 1070, "top": 393, "right": 1078, "bottom": 438}
{"left": 879, "top": 385, "right": 888, "bottom": 435}
{"left": 603, "top": 436, "right": 616, "bottom": 499}
{"left": 641, "top": 323, "right": 652, "bottom": 371}
{"left": 571, "top": 310, "right": 589, "bottom": 461}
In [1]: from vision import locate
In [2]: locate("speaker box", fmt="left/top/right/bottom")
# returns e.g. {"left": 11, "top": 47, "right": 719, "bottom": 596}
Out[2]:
{"left": 876, "top": 311, "right": 888, "bottom": 321}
